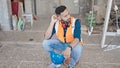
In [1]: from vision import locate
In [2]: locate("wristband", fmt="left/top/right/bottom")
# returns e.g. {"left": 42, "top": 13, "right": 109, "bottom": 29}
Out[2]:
{"left": 68, "top": 45, "right": 72, "bottom": 51}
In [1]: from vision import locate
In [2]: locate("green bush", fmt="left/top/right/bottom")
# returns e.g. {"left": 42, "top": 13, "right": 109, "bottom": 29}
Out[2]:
{"left": 86, "top": 13, "right": 96, "bottom": 27}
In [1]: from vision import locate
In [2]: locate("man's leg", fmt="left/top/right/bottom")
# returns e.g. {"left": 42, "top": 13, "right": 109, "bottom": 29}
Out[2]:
{"left": 69, "top": 44, "right": 83, "bottom": 68}
{"left": 42, "top": 39, "right": 67, "bottom": 53}
{"left": 42, "top": 39, "right": 67, "bottom": 68}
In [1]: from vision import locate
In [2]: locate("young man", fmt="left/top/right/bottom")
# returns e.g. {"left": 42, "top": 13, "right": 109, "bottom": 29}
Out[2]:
{"left": 43, "top": 5, "right": 83, "bottom": 68}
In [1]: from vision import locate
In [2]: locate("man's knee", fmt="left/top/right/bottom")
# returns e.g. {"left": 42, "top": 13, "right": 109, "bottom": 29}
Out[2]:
{"left": 72, "top": 44, "right": 83, "bottom": 59}
{"left": 42, "top": 40, "right": 48, "bottom": 46}
{"left": 73, "top": 44, "right": 83, "bottom": 53}
{"left": 42, "top": 39, "right": 51, "bottom": 51}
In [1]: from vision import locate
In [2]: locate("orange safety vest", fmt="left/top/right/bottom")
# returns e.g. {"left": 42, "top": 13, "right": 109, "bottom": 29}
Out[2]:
{"left": 55, "top": 16, "right": 76, "bottom": 43}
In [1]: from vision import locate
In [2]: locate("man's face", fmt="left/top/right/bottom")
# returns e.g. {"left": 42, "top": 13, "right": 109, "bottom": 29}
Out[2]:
{"left": 59, "top": 9, "right": 70, "bottom": 22}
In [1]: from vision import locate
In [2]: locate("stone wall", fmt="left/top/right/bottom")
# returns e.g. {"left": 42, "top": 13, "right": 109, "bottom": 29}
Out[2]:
{"left": 24, "top": 0, "right": 32, "bottom": 13}
{"left": 0, "top": 0, "right": 12, "bottom": 31}
{"left": 36, "top": 0, "right": 81, "bottom": 16}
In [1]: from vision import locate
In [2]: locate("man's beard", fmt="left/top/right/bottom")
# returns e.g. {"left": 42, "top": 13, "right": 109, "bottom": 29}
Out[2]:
{"left": 61, "top": 19, "right": 70, "bottom": 23}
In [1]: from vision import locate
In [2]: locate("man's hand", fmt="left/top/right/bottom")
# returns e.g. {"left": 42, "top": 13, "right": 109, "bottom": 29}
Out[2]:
{"left": 62, "top": 47, "right": 71, "bottom": 60}
{"left": 50, "top": 15, "right": 58, "bottom": 25}
{"left": 44, "top": 15, "right": 58, "bottom": 39}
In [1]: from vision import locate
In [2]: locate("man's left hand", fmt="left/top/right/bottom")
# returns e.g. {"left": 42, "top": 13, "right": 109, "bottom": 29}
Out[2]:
{"left": 62, "top": 47, "right": 71, "bottom": 60}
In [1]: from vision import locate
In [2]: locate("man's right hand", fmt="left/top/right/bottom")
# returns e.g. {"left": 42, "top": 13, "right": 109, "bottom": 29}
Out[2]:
{"left": 50, "top": 15, "right": 58, "bottom": 25}
{"left": 44, "top": 15, "right": 58, "bottom": 39}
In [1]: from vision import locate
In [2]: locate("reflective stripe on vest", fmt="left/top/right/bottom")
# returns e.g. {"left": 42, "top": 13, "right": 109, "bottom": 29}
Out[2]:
{"left": 55, "top": 17, "right": 76, "bottom": 43}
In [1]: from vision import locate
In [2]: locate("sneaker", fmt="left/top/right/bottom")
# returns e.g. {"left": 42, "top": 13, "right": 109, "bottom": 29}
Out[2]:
{"left": 47, "top": 63, "right": 61, "bottom": 68}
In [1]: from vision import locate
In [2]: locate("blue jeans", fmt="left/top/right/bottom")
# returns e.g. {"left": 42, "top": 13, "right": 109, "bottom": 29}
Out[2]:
{"left": 42, "top": 39, "right": 83, "bottom": 67}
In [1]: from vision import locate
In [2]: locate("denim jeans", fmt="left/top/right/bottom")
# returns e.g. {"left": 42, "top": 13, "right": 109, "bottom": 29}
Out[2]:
{"left": 42, "top": 38, "right": 83, "bottom": 67}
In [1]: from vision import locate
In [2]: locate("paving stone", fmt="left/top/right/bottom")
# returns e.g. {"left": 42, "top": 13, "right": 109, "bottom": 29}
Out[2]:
{"left": 81, "top": 45, "right": 120, "bottom": 64}
{"left": 0, "top": 31, "right": 44, "bottom": 43}
{"left": 81, "top": 34, "right": 102, "bottom": 44}
{"left": 0, "top": 44, "right": 17, "bottom": 61}
{"left": 77, "top": 62, "right": 120, "bottom": 68}
{"left": 11, "top": 48, "right": 47, "bottom": 61}
{"left": 18, "top": 61, "right": 48, "bottom": 68}
{"left": 0, "top": 60, "right": 20, "bottom": 68}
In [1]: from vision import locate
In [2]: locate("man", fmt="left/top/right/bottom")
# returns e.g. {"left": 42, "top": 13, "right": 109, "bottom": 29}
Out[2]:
{"left": 43, "top": 5, "right": 83, "bottom": 68}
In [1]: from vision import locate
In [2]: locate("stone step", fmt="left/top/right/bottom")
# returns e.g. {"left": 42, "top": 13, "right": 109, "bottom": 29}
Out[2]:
{"left": 0, "top": 31, "right": 102, "bottom": 45}
{"left": 0, "top": 31, "right": 44, "bottom": 43}
{"left": 1, "top": 31, "right": 120, "bottom": 48}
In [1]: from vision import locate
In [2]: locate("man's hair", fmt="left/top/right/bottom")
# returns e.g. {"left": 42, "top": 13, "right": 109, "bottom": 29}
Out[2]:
{"left": 55, "top": 5, "right": 67, "bottom": 15}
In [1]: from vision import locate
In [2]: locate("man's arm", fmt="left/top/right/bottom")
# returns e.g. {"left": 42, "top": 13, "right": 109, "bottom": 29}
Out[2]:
{"left": 69, "top": 38, "right": 79, "bottom": 48}
{"left": 70, "top": 19, "right": 81, "bottom": 48}
{"left": 44, "top": 15, "right": 57, "bottom": 39}
{"left": 63, "top": 19, "right": 81, "bottom": 59}
{"left": 63, "top": 39, "right": 79, "bottom": 60}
